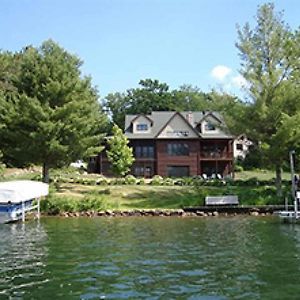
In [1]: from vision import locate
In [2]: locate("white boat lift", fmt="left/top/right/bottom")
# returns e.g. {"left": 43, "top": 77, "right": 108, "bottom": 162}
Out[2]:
{"left": 276, "top": 151, "right": 300, "bottom": 222}
{"left": 0, "top": 180, "right": 49, "bottom": 224}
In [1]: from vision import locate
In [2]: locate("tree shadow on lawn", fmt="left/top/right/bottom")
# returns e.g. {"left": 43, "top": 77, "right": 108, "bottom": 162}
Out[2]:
{"left": 57, "top": 183, "right": 94, "bottom": 194}
{"left": 120, "top": 189, "right": 203, "bottom": 209}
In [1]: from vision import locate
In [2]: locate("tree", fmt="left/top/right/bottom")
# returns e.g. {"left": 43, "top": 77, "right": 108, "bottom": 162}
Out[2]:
{"left": 104, "top": 92, "right": 128, "bottom": 128}
{"left": 103, "top": 79, "right": 246, "bottom": 132}
{"left": 236, "top": 3, "right": 300, "bottom": 196}
{"left": 103, "top": 79, "right": 175, "bottom": 128}
{"left": 0, "top": 40, "right": 108, "bottom": 182}
{"left": 0, "top": 150, "right": 5, "bottom": 177}
{"left": 171, "top": 85, "right": 210, "bottom": 111}
{"left": 106, "top": 124, "right": 135, "bottom": 176}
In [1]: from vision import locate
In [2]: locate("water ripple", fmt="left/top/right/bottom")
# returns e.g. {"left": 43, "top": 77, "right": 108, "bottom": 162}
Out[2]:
{"left": 1, "top": 216, "right": 300, "bottom": 299}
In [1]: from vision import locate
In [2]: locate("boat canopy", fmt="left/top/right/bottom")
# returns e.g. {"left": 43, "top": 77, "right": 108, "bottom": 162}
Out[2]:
{"left": 0, "top": 180, "right": 49, "bottom": 204}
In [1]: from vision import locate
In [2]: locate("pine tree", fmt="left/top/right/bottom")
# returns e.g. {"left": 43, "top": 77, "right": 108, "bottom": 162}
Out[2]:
{"left": 236, "top": 3, "right": 300, "bottom": 197}
{"left": 0, "top": 40, "right": 108, "bottom": 182}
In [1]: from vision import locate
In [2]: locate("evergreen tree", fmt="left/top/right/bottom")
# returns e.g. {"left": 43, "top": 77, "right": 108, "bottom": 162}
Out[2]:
{"left": 0, "top": 40, "right": 108, "bottom": 182}
{"left": 236, "top": 3, "right": 300, "bottom": 196}
{"left": 106, "top": 124, "right": 135, "bottom": 176}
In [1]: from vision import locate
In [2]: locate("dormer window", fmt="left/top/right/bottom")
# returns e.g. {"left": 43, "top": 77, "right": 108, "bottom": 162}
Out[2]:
{"left": 205, "top": 122, "right": 216, "bottom": 131}
{"left": 136, "top": 124, "right": 148, "bottom": 131}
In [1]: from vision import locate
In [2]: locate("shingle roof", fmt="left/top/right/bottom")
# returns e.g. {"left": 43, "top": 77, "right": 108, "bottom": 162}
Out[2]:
{"left": 124, "top": 111, "right": 233, "bottom": 139}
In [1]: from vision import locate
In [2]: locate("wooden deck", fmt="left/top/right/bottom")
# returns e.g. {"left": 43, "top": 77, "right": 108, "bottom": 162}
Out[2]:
{"left": 183, "top": 205, "right": 292, "bottom": 214}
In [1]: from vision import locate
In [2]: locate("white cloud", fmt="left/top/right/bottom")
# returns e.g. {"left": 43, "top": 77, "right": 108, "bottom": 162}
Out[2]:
{"left": 231, "top": 74, "right": 247, "bottom": 88}
{"left": 211, "top": 65, "right": 232, "bottom": 81}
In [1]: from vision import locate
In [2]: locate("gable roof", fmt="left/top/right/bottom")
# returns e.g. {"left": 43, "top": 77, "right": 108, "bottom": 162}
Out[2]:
{"left": 130, "top": 114, "right": 153, "bottom": 125}
{"left": 125, "top": 112, "right": 175, "bottom": 139}
{"left": 155, "top": 111, "right": 200, "bottom": 138}
{"left": 124, "top": 111, "right": 233, "bottom": 139}
{"left": 195, "top": 111, "right": 223, "bottom": 125}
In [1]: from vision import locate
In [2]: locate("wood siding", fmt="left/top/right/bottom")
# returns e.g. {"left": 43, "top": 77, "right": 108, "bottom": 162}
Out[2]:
{"left": 91, "top": 138, "right": 234, "bottom": 178}
{"left": 156, "top": 140, "right": 199, "bottom": 176}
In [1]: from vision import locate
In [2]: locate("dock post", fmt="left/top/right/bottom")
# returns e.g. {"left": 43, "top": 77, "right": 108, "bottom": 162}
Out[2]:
{"left": 290, "top": 151, "right": 298, "bottom": 219}
{"left": 37, "top": 198, "right": 40, "bottom": 219}
{"left": 22, "top": 201, "right": 25, "bottom": 222}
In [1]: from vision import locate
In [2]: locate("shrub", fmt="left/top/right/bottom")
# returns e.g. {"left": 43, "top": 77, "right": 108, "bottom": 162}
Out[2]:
{"left": 40, "top": 195, "right": 78, "bottom": 214}
{"left": 77, "top": 195, "right": 105, "bottom": 212}
{"left": 244, "top": 177, "right": 259, "bottom": 186}
{"left": 110, "top": 178, "right": 126, "bottom": 185}
{"left": 138, "top": 178, "right": 146, "bottom": 185}
{"left": 234, "top": 164, "right": 244, "bottom": 172}
{"left": 96, "top": 176, "right": 109, "bottom": 185}
{"left": 163, "top": 177, "right": 174, "bottom": 186}
{"left": 174, "top": 178, "right": 184, "bottom": 186}
{"left": 150, "top": 175, "right": 163, "bottom": 185}
{"left": 181, "top": 177, "right": 194, "bottom": 186}
{"left": 125, "top": 174, "right": 137, "bottom": 185}
{"left": 87, "top": 188, "right": 111, "bottom": 195}
{"left": 84, "top": 178, "right": 97, "bottom": 185}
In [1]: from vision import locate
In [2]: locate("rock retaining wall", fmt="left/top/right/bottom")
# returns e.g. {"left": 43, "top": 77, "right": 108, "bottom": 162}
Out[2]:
{"left": 52, "top": 208, "right": 275, "bottom": 218}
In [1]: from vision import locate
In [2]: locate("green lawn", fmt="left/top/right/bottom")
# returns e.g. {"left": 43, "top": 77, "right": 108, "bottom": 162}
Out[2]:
{"left": 2, "top": 167, "right": 291, "bottom": 213}
{"left": 40, "top": 181, "right": 284, "bottom": 214}
{"left": 235, "top": 169, "right": 291, "bottom": 181}
{"left": 53, "top": 184, "right": 203, "bottom": 210}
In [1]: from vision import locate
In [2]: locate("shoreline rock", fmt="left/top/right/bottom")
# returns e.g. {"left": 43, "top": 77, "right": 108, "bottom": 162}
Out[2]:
{"left": 49, "top": 208, "right": 275, "bottom": 218}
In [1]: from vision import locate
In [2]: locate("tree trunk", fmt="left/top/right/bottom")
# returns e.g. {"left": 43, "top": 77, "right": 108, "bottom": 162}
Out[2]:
{"left": 42, "top": 163, "right": 50, "bottom": 183}
{"left": 275, "top": 164, "right": 282, "bottom": 198}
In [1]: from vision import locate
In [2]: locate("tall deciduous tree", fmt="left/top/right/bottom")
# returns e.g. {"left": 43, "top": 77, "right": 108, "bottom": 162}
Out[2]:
{"left": 236, "top": 3, "right": 300, "bottom": 196}
{"left": 103, "top": 79, "right": 246, "bottom": 131}
{"left": 106, "top": 124, "right": 135, "bottom": 176}
{"left": 0, "top": 40, "right": 108, "bottom": 182}
{"left": 104, "top": 79, "right": 174, "bottom": 128}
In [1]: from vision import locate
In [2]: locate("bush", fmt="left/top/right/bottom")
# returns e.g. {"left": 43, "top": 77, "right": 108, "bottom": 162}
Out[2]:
{"left": 87, "top": 188, "right": 111, "bottom": 195}
{"left": 125, "top": 175, "right": 137, "bottom": 185}
{"left": 244, "top": 177, "right": 259, "bottom": 186}
{"left": 96, "top": 176, "right": 109, "bottom": 185}
{"left": 163, "top": 177, "right": 174, "bottom": 186}
{"left": 181, "top": 177, "right": 195, "bottom": 186}
{"left": 77, "top": 195, "right": 105, "bottom": 212}
{"left": 138, "top": 178, "right": 146, "bottom": 185}
{"left": 150, "top": 175, "right": 163, "bottom": 185}
{"left": 110, "top": 178, "right": 126, "bottom": 185}
{"left": 40, "top": 195, "right": 78, "bottom": 214}
{"left": 234, "top": 164, "right": 244, "bottom": 172}
{"left": 41, "top": 193, "right": 106, "bottom": 214}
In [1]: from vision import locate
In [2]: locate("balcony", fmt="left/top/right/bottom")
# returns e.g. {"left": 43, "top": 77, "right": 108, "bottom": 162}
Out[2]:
{"left": 200, "top": 151, "right": 232, "bottom": 160}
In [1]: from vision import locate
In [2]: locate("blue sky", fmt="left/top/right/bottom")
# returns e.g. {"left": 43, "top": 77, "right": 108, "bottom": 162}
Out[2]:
{"left": 1, "top": 0, "right": 299, "bottom": 99}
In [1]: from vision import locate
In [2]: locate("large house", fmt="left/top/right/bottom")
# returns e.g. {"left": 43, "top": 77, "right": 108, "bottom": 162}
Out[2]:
{"left": 233, "top": 134, "right": 253, "bottom": 160}
{"left": 91, "top": 111, "right": 234, "bottom": 178}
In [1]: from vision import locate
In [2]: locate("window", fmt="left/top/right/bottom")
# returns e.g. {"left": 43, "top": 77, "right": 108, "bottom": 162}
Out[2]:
{"left": 202, "top": 144, "right": 223, "bottom": 158}
{"left": 167, "top": 143, "right": 189, "bottom": 156}
{"left": 134, "top": 165, "right": 152, "bottom": 177}
{"left": 134, "top": 166, "right": 144, "bottom": 177}
{"left": 167, "top": 166, "right": 189, "bottom": 177}
{"left": 204, "top": 122, "right": 216, "bottom": 131}
{"left": 135, "top": 146, "right": 141, "bottom": 157}
{"left": 166, "top": 130, "right": 189, "bottom": 137}
{"left": 135, "top": 146, "right": 154, "bottom": 158}
{"left": 236, "top": 143, "right": 243, "bottom": 150}
{"left": 136, "top": 123, "right": 148, "bottom": 131}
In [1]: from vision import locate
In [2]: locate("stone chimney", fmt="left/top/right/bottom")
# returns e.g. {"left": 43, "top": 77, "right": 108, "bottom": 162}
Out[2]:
{"left": 186, "top": 112, "right": 193, "bottom": 125}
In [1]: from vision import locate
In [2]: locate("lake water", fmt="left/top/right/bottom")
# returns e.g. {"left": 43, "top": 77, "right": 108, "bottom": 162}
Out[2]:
{"left": 1, "top": 216, "right": 300, "bottom": 299}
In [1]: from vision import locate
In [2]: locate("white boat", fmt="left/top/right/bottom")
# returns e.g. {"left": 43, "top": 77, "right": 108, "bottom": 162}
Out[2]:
{"left": 0, "top": 180, "right": 49, "bottom": 224}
